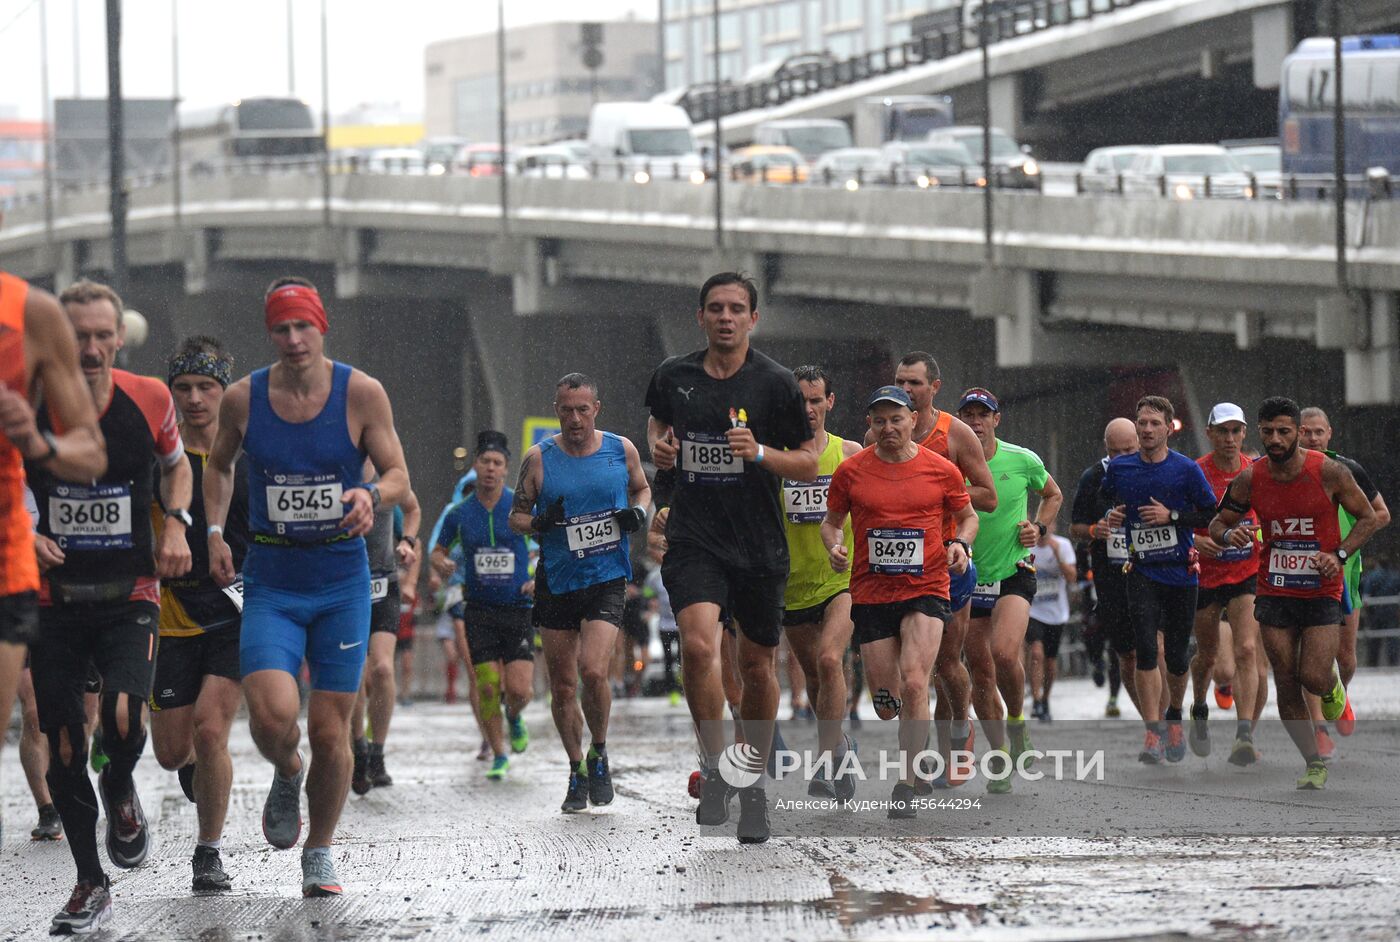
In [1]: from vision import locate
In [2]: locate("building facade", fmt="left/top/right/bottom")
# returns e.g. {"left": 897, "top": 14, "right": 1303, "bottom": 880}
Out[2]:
{"left": 661, "top": 0, "right": 955, "bottom": 91}
{"left": 425, "top": 19, "right": 662, "bottom": 146}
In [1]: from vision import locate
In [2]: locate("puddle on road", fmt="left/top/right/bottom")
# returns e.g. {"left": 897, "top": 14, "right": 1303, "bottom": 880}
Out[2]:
{"left": 688, "top": 872, "right": 984, "bottom": 928}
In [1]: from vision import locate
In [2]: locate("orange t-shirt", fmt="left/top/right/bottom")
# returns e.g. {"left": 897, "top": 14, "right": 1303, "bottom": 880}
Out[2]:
{"left": 0, "top": 272, "right": 39, "bottom": 596}
{"left": 827, "top": 444, "right": 970, "bottom": 605}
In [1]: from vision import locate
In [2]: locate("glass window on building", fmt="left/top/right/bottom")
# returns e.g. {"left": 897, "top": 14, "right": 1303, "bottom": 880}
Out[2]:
{"left": 765, "top": 40, "right": 800, "bottom": 63}
{"left": 720, "top": 10, "right": 741, "bottom": 45}
{"left": 666, "top": 61, "right": 686, "bottom": 90}
{"left": 827, "top": 30, "right": 860, "bottom": 57}
{"left": 454, "top": 74, "right": 498, "bottom": 140}
{"left": 825, "top": 0, "right": 864, "bottom": 25}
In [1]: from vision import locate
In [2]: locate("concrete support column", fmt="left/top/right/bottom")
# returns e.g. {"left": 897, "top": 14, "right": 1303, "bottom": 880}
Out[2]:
{"left": 1345, "top": 291, "right": 1400, "bottom": 405}
{"left": 464, "top": 281, "right": 528, "bottom": 440}
{"left": 1251, "top": 4, "right": 1295, "bottom": 90}
{"left": 988, "top": 73, "right": 1024, "bottom": 139}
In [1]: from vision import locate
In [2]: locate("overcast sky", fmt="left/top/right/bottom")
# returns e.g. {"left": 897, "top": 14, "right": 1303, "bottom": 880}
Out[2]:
{"left": 0, "top": 0, "right": 656, "bottom": 121}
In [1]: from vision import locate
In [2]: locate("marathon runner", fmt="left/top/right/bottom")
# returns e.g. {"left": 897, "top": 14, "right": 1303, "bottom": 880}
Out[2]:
{"left": 204, "top": 277, "right": 411, "bottom": 897}
{"left": 0, "top": 265, "right": 104, "bottom": 852}
{"left": 1209, "top": 397, "right": 1379, "bottom": 789}
{"left": 646, "top": 272, "right": 814, "bottom": 843}
{"left": 868, "top": 352, "right": 996, "bottom": 787}
{"left": 433, "top": 430, "right": 535, "bottom": 782}
{"left": 350, "top": 465, "right": 421, "bottom": 794}
{"left": 781, "top": 365, "right": 861, "bottom": 799}
{"left": 1070, "top": 418, "right": 1141, "bottom": 719}
{"left": 512, "top": 375, "right": 650, "bottom": 812}
{"left": 823, "top": 384, "right": 975, "bottom": 818}
{"left": 148, "top": 337, "right": 247, "bottom": 893}
{"left": 28, "top": 280, "right": 193, "bottom": 933}
{"left": 1026, "top": 523, "right": 1075, "bottom": 723}
{"left": 1189, "top": 403, "right": 1263, "bottom": 765}
{"left": 1103, "top": 396, "right": 1219, "bottom": 765}
{"left": 1297, "top": 406, "right": 1390, "bottom": 746}
{"left": 957, "top": 388, "right": 1061, "bottom": 789}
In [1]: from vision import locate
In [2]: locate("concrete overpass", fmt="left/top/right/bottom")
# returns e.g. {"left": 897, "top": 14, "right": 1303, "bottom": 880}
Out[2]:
{"left": 1, "top": 172, "right": 1396, "bottom": 510}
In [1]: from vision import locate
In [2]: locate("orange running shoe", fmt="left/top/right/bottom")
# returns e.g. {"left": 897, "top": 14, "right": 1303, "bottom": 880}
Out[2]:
{"left": 1139, "top": 729, "right": 1164, "bottom": 764}
{"left": 1214, "top": 683, "right": 1234, "bottom": 711}
{"left": 947, "top": 724, "right": 977, "bottom": 787}
{"left": 1337, "top": 698, "right": 1356, "bottom": 737}
{"left": 1315, "top": 726, "right": 1336, "bottom": 761}
{"left": 688, "top": 770, "right": 703, "bottom": 799}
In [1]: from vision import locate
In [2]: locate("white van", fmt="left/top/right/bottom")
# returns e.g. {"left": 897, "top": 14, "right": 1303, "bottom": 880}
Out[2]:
{"left": 587, "top": 102, "right": 707, "bottom": 183}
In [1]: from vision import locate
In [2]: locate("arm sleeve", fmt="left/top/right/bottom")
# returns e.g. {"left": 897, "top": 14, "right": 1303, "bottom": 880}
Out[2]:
{"left": 1174, "top": 461, "right": 1220, "bottom": 528}
{"left": 826, "top": 463, "right": 852, "bottom": 520}
{"left": 644, "top": 367, "right": 671, "bottom": 425}
{"left": 1071, "top": 466, "right": 1100, "bottom": 526}
{"left": 1340, "top": 456, "right": 1380, "bottom": 502}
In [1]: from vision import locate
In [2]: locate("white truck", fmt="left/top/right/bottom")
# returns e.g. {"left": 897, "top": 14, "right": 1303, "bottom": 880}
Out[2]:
{"left": 853, "top": 95, "right": 955, "bottom": 148}
{"left": 587, "top": 101, "right": 706, "bottom": 183}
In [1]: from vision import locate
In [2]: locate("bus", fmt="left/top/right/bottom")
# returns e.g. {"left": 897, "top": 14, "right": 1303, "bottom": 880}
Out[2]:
{"left": 1279, "top": 35, "right": 1400, "bottom": 177}
{"left": 179, "top": 97, "right": 324, "bottom": 172}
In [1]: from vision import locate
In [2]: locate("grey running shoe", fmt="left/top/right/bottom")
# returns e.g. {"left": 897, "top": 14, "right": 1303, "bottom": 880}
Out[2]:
{"left": 192, "top": 845, "right": 232, "bottom": 893}
{"left": 1189, "top": 704, "right": 1211, "bottom": 757}
{"left": 301, "top": 846, "right": 342, "bottom": 897}
{"left": 736, "top": 786, "right": 770, "bottom": 844}
{"left": 32, "top": 804, "right": 63, "bottom": 841}
{"left": 262, "top": 751, "right": 304, "bottom": 850}
{"left": 49, "top": 879, "right": 112, "bottom": 935}
{"left": 98, "top": 768, "right": 149, "bottom": 869}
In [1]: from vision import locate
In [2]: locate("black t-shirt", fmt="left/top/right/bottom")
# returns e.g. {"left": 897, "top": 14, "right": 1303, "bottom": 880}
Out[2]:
{"left": 156, "top": 450, "right": 250, "bottom": 629}
{"left": 1071, "top": 458, "right": 1127, "bottom": 590}
{"left": 645, "top": 346, "right": 812, "bottom": 571}
{"left": 1330, "top": 451, "right": 1379, "bottom": 503}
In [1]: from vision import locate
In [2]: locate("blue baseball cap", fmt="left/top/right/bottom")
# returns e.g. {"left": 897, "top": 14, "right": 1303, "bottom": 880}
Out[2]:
{"left": 956, "top": 387, "right": 1000, "bottom": 413}
{"left": 867, "top": 385, "right": 913, "bottom": 410}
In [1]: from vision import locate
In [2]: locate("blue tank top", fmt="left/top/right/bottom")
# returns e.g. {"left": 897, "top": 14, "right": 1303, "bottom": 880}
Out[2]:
{"left": 243, "top": 361, "right": 368, "bottom": 589}
{"left": 537, "top": 432, "right": 631, "bottom": 593}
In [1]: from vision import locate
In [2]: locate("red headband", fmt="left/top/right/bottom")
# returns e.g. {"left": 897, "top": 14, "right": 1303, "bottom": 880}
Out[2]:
{"left": 264, "top": 284, "right": 329, "bottom": 334}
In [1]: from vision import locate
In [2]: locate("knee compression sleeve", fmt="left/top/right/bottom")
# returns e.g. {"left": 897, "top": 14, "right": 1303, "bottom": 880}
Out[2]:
{"left": 99, "top": 692, "right": 147, "bottom": 786}
{"left": 475, "top": 663, "right": 501, "bottom": 721}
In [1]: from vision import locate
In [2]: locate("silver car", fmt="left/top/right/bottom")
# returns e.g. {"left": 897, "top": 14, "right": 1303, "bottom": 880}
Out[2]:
{"left": 1080, "top": 145, "right": 1150, "bottom": 193}
{"left": 1121, "top": 145, "right": 1255, "bottom": 200}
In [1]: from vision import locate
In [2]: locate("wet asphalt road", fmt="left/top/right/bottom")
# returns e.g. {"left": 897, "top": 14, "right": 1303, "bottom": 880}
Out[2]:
{"left": 3, "top": 671, "right": 1399, "bottom": 941}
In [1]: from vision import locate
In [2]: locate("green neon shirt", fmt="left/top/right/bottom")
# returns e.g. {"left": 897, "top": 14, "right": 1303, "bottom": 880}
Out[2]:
{"left": 971, "top": 440, "right": 1049, "bottom": 583}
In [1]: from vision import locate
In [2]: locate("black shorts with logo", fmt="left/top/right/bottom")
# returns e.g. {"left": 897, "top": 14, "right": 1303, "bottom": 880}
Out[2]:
{"left": 464, "top": 604, "right": 535, "bottom": 665}
{"left": 30, "top": 599, "right": 159, "bottom": 732}
{"left": 661, "top": 541, "right": 786, "bottom": 648}
{"left": 370, "top": 578, "right": 401, "bottom": 635}
{"left": 531, "top": 566, "right": 626, "bottom": 632}
{"left": 1196, "top": 575, "right": 1255, "bottom": 611}
{"left": 1026, "top": 617, "right": 1065, "bottom": 659}
{"left": 852, "top": 595, "right": 951, "bottom": 647}
{"left": 0, "top": 591, "right": 38, "bottom": 645}
{"left": 1094, "top": 576, "right": 1133, "bottom": 655}
{"left": 782, "top": 589, "right": 851, "bottom": 628}
{"left": 1254, "top": 595, "right": 1343, "bottom": 630}
{"left": 970, "top": 565, "right": 1038, "bottom": 619}
{"left": 152, "top": 628, "right": 241, "bottom": 711}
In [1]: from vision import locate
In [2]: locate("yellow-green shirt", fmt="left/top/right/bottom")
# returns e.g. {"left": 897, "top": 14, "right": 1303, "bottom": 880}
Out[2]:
{"left": 783, "top": 432, "right": 853, "bottom": 611}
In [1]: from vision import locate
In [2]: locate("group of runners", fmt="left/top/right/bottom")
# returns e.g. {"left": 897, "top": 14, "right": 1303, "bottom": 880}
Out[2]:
{"left": 0, "top": 262, "right": 1388, "bottom": 932}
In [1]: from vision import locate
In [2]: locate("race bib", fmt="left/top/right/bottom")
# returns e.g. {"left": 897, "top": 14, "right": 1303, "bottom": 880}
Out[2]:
{"left": 1130, "top": 523, "right": 1179, "bottom": 561}
{"left": 370, "top": 577, "right": 390, "bottom": 602}
{"left": 972, "top": 581, "right": 1001, "bottom": 607}
{"left": 1267, "top": 540, "right": 1321, "bottom": 589}
{"left": 265, "top": 473, "right": 343, "bottom": 538}
{"left": 681, "top": 432, "right": 742, "bottom": 485}
{"left": 474, "top": 547, "right": 516, "bottom": 584}
{"left": 48, "top": 483, "right": 133, "bottom": 550}
{"left": 564, "top": 509, "right": 623, "bottom": 558}
{"left": 1106, "top": 529, "right": 1129, "bottom": 562}
{"left": 784, "top": 476, "right": 831, "bottom": 524}
{"left": 867, "top": 528, "right": 923, "bottom": 575}
{"left": 221, "top": 576, "right": 245, "bottom": 613}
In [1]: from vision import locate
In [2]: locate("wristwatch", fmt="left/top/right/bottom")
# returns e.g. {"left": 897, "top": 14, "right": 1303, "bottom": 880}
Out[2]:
{"left": 944, "top": 538, "right": 972, "bottom": 557}
{"left": 365, "top": 482, "right": 382, "bottom": 510}
{"left": 1035, "top": 522, "right": 1047, "bottom": 538}
{"left": 401, "top": 535, "right": 418, "bottom": 548}
{"left": 1169, "top": 509, "right": 1180, "bottom": 523}
{"left": 1336, "top": 547, "right": 1350, "bottom": 562}
{"left": 166, "top": 507, "right": 194, "bottom": 528}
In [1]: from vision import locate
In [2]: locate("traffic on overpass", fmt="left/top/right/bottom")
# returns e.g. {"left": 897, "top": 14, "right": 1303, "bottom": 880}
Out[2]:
{"left": 0, "top": 1, "right": 1398, "bottom": 940}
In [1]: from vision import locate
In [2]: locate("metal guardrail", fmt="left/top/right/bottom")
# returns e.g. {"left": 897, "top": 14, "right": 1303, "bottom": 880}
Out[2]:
{"left": 677, "top": 0, "right": 1157, "bottom": 123}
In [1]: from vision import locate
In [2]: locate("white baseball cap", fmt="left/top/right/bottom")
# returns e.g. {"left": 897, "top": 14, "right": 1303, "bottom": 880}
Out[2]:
{"left": 1208, "top": 402, "right": 1247, "bottom": 427}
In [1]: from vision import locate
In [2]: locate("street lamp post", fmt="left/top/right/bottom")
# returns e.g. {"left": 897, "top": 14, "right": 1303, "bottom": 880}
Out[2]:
{"left": 712, "top": 0, "right": 723, "bottom": 250}
{"left": 320, "top": 0, "right": 330, "bottom": 229}
{"left": 171, "top": 0, "right": 181, "bottom": 229}
{"left": 497, "top": 0, "right": 509, "bottom": 234}
{"left": 980, "top": 2, "right": 993, "bottom": 265}
{"left": 39, "top": 0, "right": 55, "bottom": 246}
{"left": 106, "top": 0, "right": 128, "bottom": 295}
{"left": 1330, "top": 0, "right": 1347, "bottom": 295}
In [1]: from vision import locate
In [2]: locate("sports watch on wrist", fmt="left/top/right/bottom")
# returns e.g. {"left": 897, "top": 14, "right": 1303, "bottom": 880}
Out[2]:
{"left": 166, "top": 508, "right": 194, "bottom": 528}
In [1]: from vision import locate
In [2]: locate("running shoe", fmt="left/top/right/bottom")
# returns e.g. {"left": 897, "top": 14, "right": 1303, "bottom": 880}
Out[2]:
{"left": 1315, "top": 726, "right": 1336, "bottom": 762}
{"left": 948, "top": 724, "right": 976, "bottom": 787}
{"left": 1214, "top": 683, "right": 1234, "bottom": 711}
{"left": 351, "top": 746, "right": 372, "bottom": 796}
{"left": 1189, "top": 703, "right": 1211, "bottom": 758}
{"left": 668, "top": 690, "right": 682, "bottom": 707}
{"left": 985, "top": 748, "right": 1013, "bottom": 794}
{"left": 476, "top": 739, "right": 491, "bottom": 762}
{"left": 848, "top": 708, "right": 863, "bottom": 730}
{"left": 301, "top": 846, "right": 342, "bottom": 897}
{"left": 1139, "top": 729, "right": 1164, "bottom": 765}
{"left": 49, "top": 878, "right": 112, "bottom": 935}
{"left": 192, "top": 845, "right": 232, "bottom": 893}
{"left": 687, "top": 769, "right": 703, "bottom": 800}
{"left": 1092, "top": 658, "right": 1106, "bottom": 688}
{"left": 736, "top": 786, "right": 770, "bottom": 843}
{"left": 1295, "top": 759, "right": 1328, "bottom": 790}
{"left": 177, "top": 763, "right": 197, "bottom": 803}
{"left": 1040, "top": 701, "right": 1052, "bottom": 724}
{"left": 832, "top": 737, "right": 858, "bottom": 801}
{"left": 1320, "top": 669, "right": 1348, "bottom": 723}
{"left": 1228, "top": 736, "right": 1257, "bottom": 767}
{"left": 1030, "top": 700, "right": 1044, "bottom": 721}
{"left": 695, "top": 768, "right": 731, "bottom": 826}
{"left": 1337, "top": 697, "right": 1356, "bottom": 737}
{"left": 1007, "top": 718, "right": 1035, "bottom": 769}
{"left": 32, "top": 804, "right": 62, "bottom": 841}
{"left": 368, "top": 751, "right": 393, "bottom": 788}
{"left": 1165, "top": 721, "right": 1186, "bottom": 763}
{"left": 98, "top": 768, "right": 149, "bottom": 869}
{"left": 1105, "top": 698, "right": 1121, "bottom": 718}
{"left": 509, "top": 714, "right": 530, "bottom": 754}
{"left": 561, "top": 769, "right": 588, "bottom": 813}
{"left": 587, "top": 749, "right": 614, "bottom": 806}
{"left": 888, "top": 782, "right": 917, "bottom": 820}
{"left": 88, "top": 728, "right": 108, "bottom": 774}
{"left": 486, "top": 755, "right": 510, "bottom": 781}
{"left": 262, "top": 751, "right": 304, "bottom": 850}
{"left": 807, "top": 771, "right": 836, "bottom": 800}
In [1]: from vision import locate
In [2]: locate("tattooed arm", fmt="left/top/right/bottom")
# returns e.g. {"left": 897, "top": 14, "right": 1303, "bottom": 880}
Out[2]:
{"left": 507, "top": 446, "right": 543, "bottom": 536}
